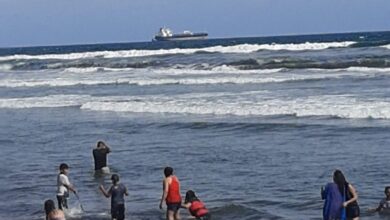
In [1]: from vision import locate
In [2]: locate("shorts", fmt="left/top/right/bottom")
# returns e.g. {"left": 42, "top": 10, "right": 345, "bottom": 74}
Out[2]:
{"left": 111, "top": 203, "right": 125, "bottom": 220}
{"left": 346, "top": 203, "right": 360, "bottom": 218}
{"left": 56, "top": 195, "right": 68, "bottom": 210}
{"left": 166, "top": 202, "right": 181, "bottom": 212}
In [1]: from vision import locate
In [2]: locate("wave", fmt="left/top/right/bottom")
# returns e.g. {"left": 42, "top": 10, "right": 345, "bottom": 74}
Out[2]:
{"left": 1, "top": 59, "right": 160, "bottom": 71}
{"left": 1, "top": 66, "right": 389, "bottom": 88}
{"left": 211, "top": 203, "right": 281, "bottom": 220}
{"left": 79, "top": 95, "right": 390, "bottom": 119}
{"left": 0, "top": 95, "right": 91, "bottom": 108}
{"left": 0, "top": 41, "right": 356, "bottom": 61}
{"left": 227, "top": 56, "right": 390, "bottom": 70}
{"left": 382, "top": 44, "right": 390, "bottom": 49}
{"left": 2, "top": 93, "right": 390, "bottom": 119}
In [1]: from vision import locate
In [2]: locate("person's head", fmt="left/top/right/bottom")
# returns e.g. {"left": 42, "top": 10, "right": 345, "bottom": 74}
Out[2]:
{"left": 164, "top": 167, "right": 173, "bottom": 177}
{"left": 59, "top": 163, "right": 69, "bottom": 174}
{"left": 111, "top": 174, "right": 120, "bottom": 185}
{"left": 384, "top": 186, "right": 390, "bottom": 196}
{"left": 44, "top": 199, "right": 55, "bottom": 215}
{"left": 333, "top": 169, "right": 347, "bottom": 194}
{"left": 185, "top": 190, "right": 199, "bottom": 203}
{"left": 97, "top": 141, "right": 106, "bottom": 149}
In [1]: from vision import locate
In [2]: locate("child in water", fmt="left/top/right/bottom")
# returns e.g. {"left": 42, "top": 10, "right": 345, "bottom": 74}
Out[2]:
{"left": 99, "top": 174, "right": 129, "bottom": 220}
{"left": 181, "top": 190, "right": 211, "bottom": 220}
{"left": 56, "top": 163, "right": 77, "bottom": 210}
{"left": 369, "top": 186, "right": 390, "bottom": 213}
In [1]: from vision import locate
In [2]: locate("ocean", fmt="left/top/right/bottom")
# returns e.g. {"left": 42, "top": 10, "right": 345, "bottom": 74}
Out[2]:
{"left": 1, "top": 31, "right": 390, "bottom": 220}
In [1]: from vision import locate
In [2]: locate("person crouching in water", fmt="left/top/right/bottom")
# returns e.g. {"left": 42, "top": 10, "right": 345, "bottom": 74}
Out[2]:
{"left": 368, "top": 186, "right": 390, "bottom": 213}
{"left": 159, "top": 167, "right": 182, "bottom": 220}
{"left": 99, "top": 174, "right": 129, "bottom": 220}
{"left": 182, "top": 190, "right": 211, "bottom": 220}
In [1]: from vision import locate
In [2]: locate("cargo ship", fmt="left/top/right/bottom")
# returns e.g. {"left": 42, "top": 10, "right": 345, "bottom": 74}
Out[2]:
{"left": 153, "top": 27, "right": 208, "bottom": 41}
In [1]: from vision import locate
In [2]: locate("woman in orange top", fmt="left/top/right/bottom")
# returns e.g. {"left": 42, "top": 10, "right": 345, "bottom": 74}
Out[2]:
{"left": 159, "top": 167, "right": 182, "bottom": 220}
{"left": 182, "top": 190, "right": 211, "bottom": 220}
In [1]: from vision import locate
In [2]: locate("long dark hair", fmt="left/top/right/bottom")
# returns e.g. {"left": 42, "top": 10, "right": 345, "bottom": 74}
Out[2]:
{"left": 333, "top": 169, "right": 348, "bottom": 195}
{"left": 44, "top": 199, "right": 55, "bottom": 216}
{"left": 185, "top": 190, "right": 199, "bottom": 203}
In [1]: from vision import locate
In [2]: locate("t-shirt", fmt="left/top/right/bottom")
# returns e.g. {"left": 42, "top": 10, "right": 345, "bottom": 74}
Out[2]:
{"left": 57, "top": 174, "right": 70, "bottom": 196}
{"left": 110, "top": 183, "right": 127, "bottom": 206}
{"left": 93, "top": 148, "right": 110, "bottom": 170}
{"left": 379, "top": 198, "right": 390, "bottom": 210}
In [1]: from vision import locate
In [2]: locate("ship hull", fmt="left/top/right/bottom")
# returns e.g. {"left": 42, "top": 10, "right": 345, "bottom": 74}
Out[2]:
{"left": 154, "top": 33, "right": 208, "bottom": 41}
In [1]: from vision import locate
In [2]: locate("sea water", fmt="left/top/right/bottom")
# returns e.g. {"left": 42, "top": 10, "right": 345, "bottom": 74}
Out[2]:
{"left": 1, "top": 31, "right": 390, "bottom": 219}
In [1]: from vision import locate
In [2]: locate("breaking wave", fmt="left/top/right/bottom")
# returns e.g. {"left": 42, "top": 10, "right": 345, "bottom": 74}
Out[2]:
{"left": 0, "top": 66, "right": 389, "bottom": 88}
{"left": 381, "top": 44, "right": 390, "bottom": 49}
{"left": 2, "top": 93, "right": 390, "bottom": 119}
{"left": 0, "top": 41, "right": 356, "bottom": 61}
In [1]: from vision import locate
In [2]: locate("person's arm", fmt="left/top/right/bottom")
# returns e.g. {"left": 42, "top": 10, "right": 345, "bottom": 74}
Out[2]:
{"left": 124, "top": 186, "right": 129, "bottom": 196}
{"left": 368, "top": 199, "right": 384, "bottom": 212}
{"left": 159, "top": 178, "right": 169, "bottom": 209}
{"left": 181, "top": 202, "right": 191, "bottom": 209}
{"left": 99, "top": 185, "right": 112, "bottom": 198}
{"left": 343, "top": 184, "right": 358, "bottom": 207}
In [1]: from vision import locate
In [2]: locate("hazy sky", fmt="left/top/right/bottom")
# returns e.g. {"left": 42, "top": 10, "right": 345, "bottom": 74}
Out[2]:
{"left": 1, "top": 0, "right": 390, "bottom": 47}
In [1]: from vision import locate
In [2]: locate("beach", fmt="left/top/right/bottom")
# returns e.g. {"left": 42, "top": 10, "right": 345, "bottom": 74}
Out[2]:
{"left": 1, "top": 31, "right": 390, "bottom": 219}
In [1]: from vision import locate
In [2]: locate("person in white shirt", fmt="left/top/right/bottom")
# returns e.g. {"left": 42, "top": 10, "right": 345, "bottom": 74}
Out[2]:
{"left": 56, "top": 163, "right": 76, "bottom": 210}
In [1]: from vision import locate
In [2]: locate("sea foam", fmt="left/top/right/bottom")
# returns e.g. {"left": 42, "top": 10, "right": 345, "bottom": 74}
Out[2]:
{"left": 0, "top": 41, "right": 356, "bottom": 61}
{"left": 0, "top": 66, "right": 387, "bottom": 88}
{"left": 1, "top": 93, "right": 390, "bottom": 119}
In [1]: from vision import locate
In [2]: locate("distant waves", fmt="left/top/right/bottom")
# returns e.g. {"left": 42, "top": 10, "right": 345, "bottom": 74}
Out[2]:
{"left": 1, "top": 92, "right": 390, "bottom": 119}
{"left": 0, "top": 67, "right": 389, "bottom": 88}
{"left": 0, "top": 41, "right": 356, "bottom": 62}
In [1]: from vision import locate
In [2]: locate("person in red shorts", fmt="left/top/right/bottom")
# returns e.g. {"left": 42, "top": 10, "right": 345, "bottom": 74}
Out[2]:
{"left": 159, "top": 167, "right": 182, "bottom": 220}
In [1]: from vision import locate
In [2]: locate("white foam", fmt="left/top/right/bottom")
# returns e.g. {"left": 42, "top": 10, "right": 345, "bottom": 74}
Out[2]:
{"left": 2, "top": 93, "right": 390, "bottom": 119}
{"left": 0, "top": 41, "right": 356, "bottom": 61}
{"left": 0, "top": 66, "right": 387, "bottom": 88}
{"left": 345, "top": 67, "right": 390, "bottom": 73}
{"left": 381, "top": 44, "right": 390, "bottom": 49}
{"left": 0, "top": 64, "right": 12, "bottom": 71}
{"left": 80, "top": 94, "right": 390, "bottom": 119}
{"left": 0, "top": 95, "right": 92, "bottom": 108}
{"left": 124, "top": 73, "right": 333, "bottom": 86}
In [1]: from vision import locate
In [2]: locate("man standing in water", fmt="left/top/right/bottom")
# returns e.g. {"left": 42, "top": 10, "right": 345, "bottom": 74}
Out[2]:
{"left": 93, "top": 141, "right": 111, "bottom": 174}
{"left": 159, "top": 167, "right": 182, "bottom": 220}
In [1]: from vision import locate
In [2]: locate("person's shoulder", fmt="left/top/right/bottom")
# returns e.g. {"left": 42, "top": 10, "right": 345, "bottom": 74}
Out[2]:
{"left": 49, "top": 209, "right": 65, "bottom": 219}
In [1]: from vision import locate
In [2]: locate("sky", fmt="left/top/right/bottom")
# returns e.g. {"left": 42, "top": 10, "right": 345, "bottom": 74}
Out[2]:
{"left": 1, "top": 0, "right": 390, "bottom": 47}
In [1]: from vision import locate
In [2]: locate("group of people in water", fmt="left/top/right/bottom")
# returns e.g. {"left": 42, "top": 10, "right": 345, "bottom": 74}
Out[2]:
{"left": 322, "top": 169, "right": 390, "bottom": 220}
{"left": 42, "top": 140, "right": 390, "bottom": 220}
{"left": 43, "top": 141, "right": 210, "bottom": 220}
